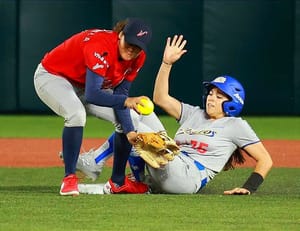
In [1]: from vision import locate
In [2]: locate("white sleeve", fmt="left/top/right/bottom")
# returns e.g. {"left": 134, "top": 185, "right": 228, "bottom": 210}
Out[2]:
{"left": 231, "top": 118, "right": 260, "bottom": 148}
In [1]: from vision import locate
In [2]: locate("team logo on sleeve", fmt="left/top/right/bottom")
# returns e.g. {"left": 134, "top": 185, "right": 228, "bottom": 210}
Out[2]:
{"left": 92, "top": 52, "right": 109, "bottom": 70}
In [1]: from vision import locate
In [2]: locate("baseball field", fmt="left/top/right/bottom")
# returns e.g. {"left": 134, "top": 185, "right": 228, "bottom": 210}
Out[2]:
{"left": 0, "top": 115, "right": 299, "bottom": 230}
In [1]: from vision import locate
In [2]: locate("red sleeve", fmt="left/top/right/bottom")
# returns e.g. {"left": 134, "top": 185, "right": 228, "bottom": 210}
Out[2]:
{"left": 83, "top": 41, "right": 111, "bottom": 77}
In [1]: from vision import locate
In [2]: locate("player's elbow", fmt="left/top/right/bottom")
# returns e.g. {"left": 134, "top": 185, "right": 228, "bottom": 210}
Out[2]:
{"left": 153, "top": 91, "right": 159, "bottom": 104}
{"left": 259, "top": 155, "right": 273, "bottom": 178}
{"left": 264, "top": 151, "right": 273, "bottom": 169}
{"left": 153, "top": 91, "right": 167, "bottom": 106}
{"left": 265, "top": 156, "right": 273, "bottom": 171}
{"left": 153, "top": 94, "right": 159, "bottom": 105}
{"left": 153, "top": 95, "right": 167, "bottom": 108}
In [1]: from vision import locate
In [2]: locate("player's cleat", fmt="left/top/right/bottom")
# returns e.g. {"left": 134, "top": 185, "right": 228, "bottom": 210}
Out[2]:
{"left": 59, "top": 174, "right": 79, "bottom": 196}
{"left": 76, "top": 149, "right": 104, "bottom": 181}
{"left": 103, "top": 175, "right": 149, "bottom": 194}
{"left": 58, "top": 150, "right": 104, "bottom": 181}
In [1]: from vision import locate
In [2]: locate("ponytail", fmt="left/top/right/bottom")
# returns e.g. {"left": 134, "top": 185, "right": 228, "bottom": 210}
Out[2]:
{"left": 223, "top": 149, "right": 246, "bottom": 171}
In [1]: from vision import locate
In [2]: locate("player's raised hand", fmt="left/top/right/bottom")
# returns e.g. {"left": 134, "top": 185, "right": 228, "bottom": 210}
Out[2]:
{"left": 162, "top": 35, "right": 187, "bottom": 65}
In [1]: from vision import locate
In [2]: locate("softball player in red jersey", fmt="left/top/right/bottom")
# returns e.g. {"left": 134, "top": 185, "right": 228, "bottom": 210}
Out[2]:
{"left": 34, "top": 18, "right": 154, "bottom": 196}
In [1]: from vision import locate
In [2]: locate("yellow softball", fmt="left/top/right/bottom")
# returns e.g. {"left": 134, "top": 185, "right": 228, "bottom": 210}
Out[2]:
{"left": 137, "top": 98, "right": 154, "bottom": 115}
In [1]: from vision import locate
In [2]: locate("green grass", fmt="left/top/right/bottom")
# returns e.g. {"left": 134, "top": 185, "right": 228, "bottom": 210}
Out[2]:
{"left": 0, "top": 114, "right": 300, "bottom": 139}
{"left": 0, "top": 167, "right": 299, "bottom": 231}
{"left": 0, "top": 115, "right": 299, "bottom": 230}
{"left": 244, "top": 116, "right": 300, "bottom": 140}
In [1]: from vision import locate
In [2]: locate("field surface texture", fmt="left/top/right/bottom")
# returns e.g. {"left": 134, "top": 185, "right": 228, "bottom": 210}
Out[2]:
{"left": 0, "top": 115, "right": 299, "bottom": 230}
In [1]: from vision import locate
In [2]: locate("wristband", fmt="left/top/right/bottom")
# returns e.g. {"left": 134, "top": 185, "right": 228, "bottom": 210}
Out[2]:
{"left": 242, "top": 172, "right": 264, "bottom": 193}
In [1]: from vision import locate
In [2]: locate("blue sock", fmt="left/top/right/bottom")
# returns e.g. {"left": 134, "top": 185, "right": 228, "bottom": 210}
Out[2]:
{"left": 95, "top": 133, "right": 114, "bottom": 163}
{"left": 128, "top": 153, "right": 145, "bottom": 182}
{"left": 111, "top": 132, "right": 131, "bottom": 186}
{"left": 62, "top": 126, "right": 83, "bottom": 176}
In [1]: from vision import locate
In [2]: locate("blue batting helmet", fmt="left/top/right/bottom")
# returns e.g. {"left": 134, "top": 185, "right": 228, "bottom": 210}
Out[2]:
{"left": 203, "top": 76, "right": 245, "bottom": 117}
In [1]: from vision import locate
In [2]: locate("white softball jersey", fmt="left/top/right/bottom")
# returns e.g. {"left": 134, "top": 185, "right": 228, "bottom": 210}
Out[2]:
{"left": 147, "top": 103, "right": 260, "bottom": 194}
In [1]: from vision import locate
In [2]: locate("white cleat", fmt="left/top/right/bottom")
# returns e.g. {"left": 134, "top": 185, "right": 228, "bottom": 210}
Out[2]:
{"left": 58, "top": 150, "right": 104, "bottom": 181}
{"left": 76, "top": 149, "right": 105, "bottom": 181}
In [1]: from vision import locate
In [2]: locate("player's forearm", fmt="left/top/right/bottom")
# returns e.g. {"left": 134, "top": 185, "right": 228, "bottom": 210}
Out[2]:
{"left": 85, "top": 69, "right": 127, "bottom": 109}
{"left": 153, "top": 62, "right": 172, "bottom": 105}
{"left": 241, "top": 155, "right": 272, "bottom": 193}
{"left": 244, "top": 142, "right": 273, "bottom": 178}
{"left": 153, "top": 63, "right": 182, "bottom": 119}
{"left": 253, "top": 157, "right": 273, "bottom": 179}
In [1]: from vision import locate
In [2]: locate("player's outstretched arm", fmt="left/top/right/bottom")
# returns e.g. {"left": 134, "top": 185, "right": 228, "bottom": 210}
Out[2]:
{"left": 224, "top": 142, "right": 273, "bottom": 195}
{"left": 153, "top": 35, "right": 187, "bottom": 120}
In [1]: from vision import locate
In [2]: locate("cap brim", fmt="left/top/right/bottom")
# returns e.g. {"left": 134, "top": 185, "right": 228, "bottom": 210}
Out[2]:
{"left": 125, "top": 36, "right": 147, "bottom": 53}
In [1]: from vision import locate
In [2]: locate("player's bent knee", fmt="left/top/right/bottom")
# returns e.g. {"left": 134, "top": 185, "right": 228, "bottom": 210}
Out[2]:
{"left": 64, "top": 110, "right": 86, "bottom": 127}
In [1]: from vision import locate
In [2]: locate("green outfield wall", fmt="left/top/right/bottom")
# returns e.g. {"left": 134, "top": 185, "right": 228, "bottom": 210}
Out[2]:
{"left": 1, "top": 0, "right": 299, "bottom": 115}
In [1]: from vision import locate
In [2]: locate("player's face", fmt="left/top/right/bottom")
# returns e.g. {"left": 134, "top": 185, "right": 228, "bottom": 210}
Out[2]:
{"left": 206, "top": 87, "right": 229, "bottom": 119}
{"left": 118, "top": 33, "right": 142, "bottom": 61}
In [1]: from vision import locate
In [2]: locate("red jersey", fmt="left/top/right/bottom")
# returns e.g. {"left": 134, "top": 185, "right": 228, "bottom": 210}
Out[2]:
{"left": 41, "top": 29, "right": 146, "bottom": 88}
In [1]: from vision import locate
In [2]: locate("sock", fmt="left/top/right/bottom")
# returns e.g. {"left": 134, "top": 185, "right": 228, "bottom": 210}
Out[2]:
{"left": 94, "top": 133, "right": 114, "bottom": 164}
{"left": 111, "top": 132, "right": 132, "bottom": 186}
{"left": 128, "top": 150, "right": 145, "bottom": 182}
{"left": 62, "top": 126, "right": 83, "bottom": 176}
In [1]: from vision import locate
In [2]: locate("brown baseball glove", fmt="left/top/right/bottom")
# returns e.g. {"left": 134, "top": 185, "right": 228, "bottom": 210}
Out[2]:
{"left": 134, "top": 131, "right": 180, "bottom": 168}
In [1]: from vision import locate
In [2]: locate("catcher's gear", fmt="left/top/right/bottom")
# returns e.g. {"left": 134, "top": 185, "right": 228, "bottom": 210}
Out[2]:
{"left": 134, "top": 132, "right": 180, "bottom": 168}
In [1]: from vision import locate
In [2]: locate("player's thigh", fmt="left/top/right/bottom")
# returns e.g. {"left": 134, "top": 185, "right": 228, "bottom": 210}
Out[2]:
{"left": 86, "top": 105, "right": 144, "bottom": 130}
{"left": 148, "top": 155, "right": 201, "bottom": 194}
{"left": 139, "top": 112, "right": 165, "bottom": 132}
{"left": 34, "top": 70, "right": 86, "bottom": 126}
{"left": 86, "top": 104, "right": 117, "bottom": 123}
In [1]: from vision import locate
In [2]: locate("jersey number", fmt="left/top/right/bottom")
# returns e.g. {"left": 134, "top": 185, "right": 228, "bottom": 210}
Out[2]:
{"left": 191, "top": 140, "right": 208, "bottom": 154}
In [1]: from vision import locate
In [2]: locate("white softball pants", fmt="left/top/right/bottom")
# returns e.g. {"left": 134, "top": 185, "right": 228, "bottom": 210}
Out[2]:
{"left": 33, "top": 64, "right": 164, "bottom": 133}
{"left": 147, "top": 153, "right": 210, "bottom": 194}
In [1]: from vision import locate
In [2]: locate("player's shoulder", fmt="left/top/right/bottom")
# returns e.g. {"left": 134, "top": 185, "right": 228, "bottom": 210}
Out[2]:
{"left": 83, "top": 29, "right": 118, "bottom": 43}
{"left": 179, "top": 103, "right": 205, "bottom": 123}
{"left": 223, "top": 116, "right": 243, "bottom": 123}
{"left": 181, "top": 103, "right": 204, "bottom": 116}
{"left": 224, "top": 116, "right": 252, "bottom": 128}
{"left": 82, "top": 29, "right": 118, "bottom": 55}
{"left": 182, "top": 103, "right": 203, "bottom": 111}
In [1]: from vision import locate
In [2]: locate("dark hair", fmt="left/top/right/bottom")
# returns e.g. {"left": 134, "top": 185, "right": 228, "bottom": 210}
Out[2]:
{"left": 113, "top": 19, "right": 129, "bottom": 33}
{"left": 223, "top": 149, "right": 246, "bottom": 171}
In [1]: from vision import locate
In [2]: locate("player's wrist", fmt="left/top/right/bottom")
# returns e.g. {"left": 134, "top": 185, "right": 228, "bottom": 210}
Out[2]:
{"left": 162, "top": 60, "right": 172, "bottom": 66}
{"left": 242, "top": 172, "right": 264, "bottom": 193}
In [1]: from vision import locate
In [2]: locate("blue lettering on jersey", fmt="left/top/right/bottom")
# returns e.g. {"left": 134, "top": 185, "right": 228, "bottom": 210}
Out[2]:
{"left": 177, "top": 128, "right": 216, "bottom": 137}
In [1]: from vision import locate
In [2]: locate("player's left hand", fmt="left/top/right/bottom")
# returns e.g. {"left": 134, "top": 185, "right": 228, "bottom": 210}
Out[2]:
{"left": 163, "top": 35, "right": 187, "bottom": 65}
{"left": 223, "top": 187, "right": 251, "bottom": 195}
{"left": 126, "top": 131, "right": 138, "bottom": 145}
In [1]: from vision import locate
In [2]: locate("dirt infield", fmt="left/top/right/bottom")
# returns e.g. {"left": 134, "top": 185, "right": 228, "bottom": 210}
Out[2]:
{"left": 0, "top": 138, "right": 299, "bottom": 167}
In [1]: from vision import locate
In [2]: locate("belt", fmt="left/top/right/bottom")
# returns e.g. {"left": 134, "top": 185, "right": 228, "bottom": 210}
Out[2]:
{"left": 181, "top": 151, "right": 208, "bottom": 190}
